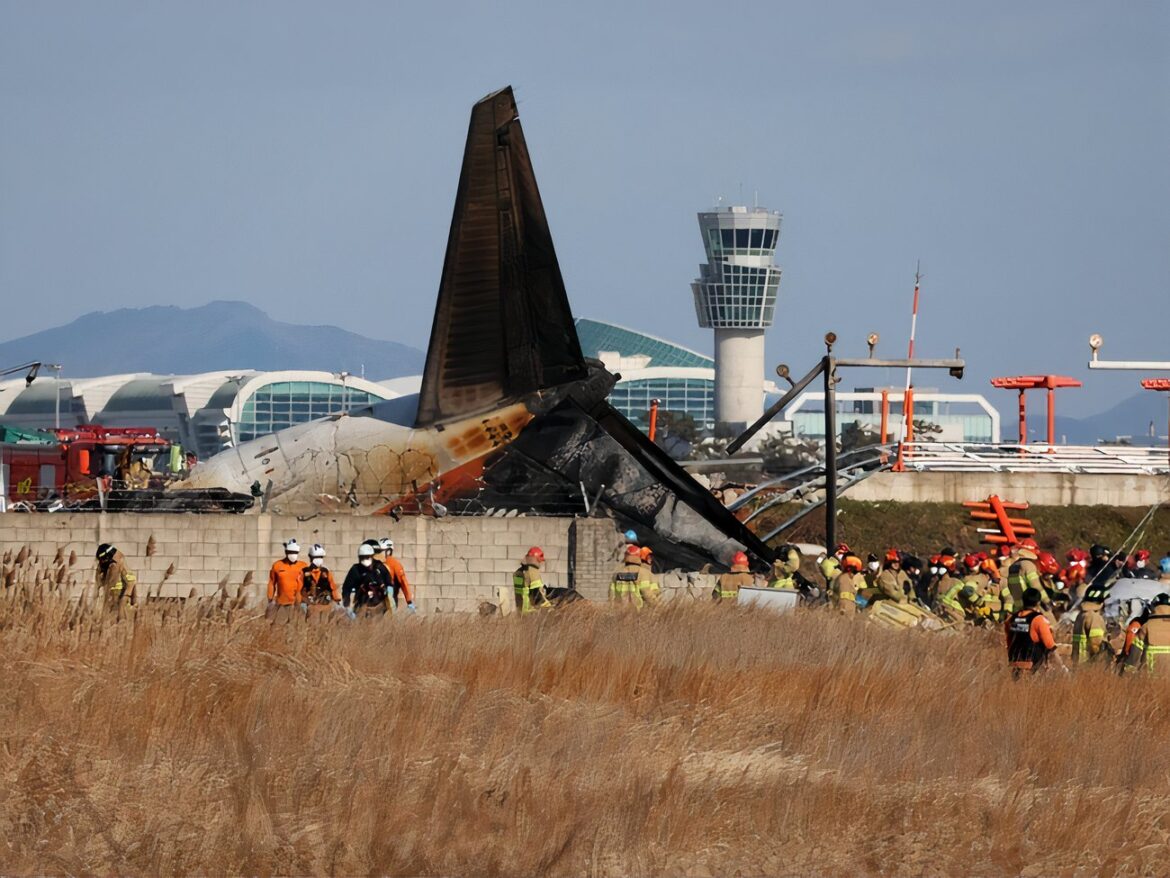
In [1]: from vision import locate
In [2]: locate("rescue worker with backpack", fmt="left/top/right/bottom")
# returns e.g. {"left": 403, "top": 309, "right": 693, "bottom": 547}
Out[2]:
{"left": 714, "top": 552, "right": 753, "bottom": 603}
{"left": 610, "top": 544, "right": 644, "bottom": 607}
{"left": 344, "top": 543, "right": 388, "bottom": 618}
{"left": 364, "top": 538, "right": 394, "bottom": 613}
{"left": 1071, "top": 583, "right": 1114, "bottom": 663}
{"left": 513, "top": 547, "right": 550, "bottom": 615}
{"left": 1005, "top": 587, "right": 1066, "bottom": 677}
{"left": 1125, "top": 592, "right": 1170, "bottom": 676}
{"left": 302, "top": 544, "right": 341, "bottom": 617}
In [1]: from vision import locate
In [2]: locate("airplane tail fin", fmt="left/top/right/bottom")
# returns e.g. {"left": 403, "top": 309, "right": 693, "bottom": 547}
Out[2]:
{"left": 415, "top": 86, "right": 587, "bottom": 427}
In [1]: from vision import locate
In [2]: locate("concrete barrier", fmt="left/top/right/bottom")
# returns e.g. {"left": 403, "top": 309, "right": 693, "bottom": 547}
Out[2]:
{"left": 847, "top": 471, "right": 1170, "bottom": 507}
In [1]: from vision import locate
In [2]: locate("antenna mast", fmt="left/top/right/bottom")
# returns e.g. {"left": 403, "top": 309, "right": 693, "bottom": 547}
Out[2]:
{"left": 894, "top": 262, "right": 922, "bottom": 471}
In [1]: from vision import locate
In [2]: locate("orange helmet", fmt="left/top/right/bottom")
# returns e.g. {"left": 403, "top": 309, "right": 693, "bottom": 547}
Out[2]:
{"left": 884, "top": 548, "right": 901, "bottom": 564}
{"left": 731, "top": 551, "right": 749, "bottom": 567}
{"left": 639, "top": 546, "right": 653, "bottom": 562}
{"left": 841, "top": 554, "right": 864, "bottom": 573}
{"left": 980, "top": 558, "right": 1000, "bottom": 577}
{"left": 1037, "top": 551, "right": 1060, "bottom": 575}
{"left": 526, "top": 546, "right": 545, "bottom": 563}
{"left": 937, "top": 554, "right": 956, "bottom": 571}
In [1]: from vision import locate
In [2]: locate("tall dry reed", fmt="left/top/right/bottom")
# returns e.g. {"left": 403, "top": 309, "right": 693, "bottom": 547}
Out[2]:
{"left": 1, "top": 559, "right": 1168, "bottom": 876}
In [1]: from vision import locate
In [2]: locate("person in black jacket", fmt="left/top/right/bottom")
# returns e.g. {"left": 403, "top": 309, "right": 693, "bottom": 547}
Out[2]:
{"left": 343, "top": 543, "right": 388, "bottom": 617}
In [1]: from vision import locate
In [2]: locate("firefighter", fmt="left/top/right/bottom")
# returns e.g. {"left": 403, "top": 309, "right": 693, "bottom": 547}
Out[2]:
{"left": 769, "top": 544, "right": 802, "bottom": 589}
{"left": 610, "top": 544, "right": 644, "bottom": 606}
{"left": 1128, "top": 549, "right": 1159, "bottom": 581}
{"left": 95, "top": 543, "right": 137, "bottom": 615}
{"left": 1007, "top": 538, "right": 1043, "bottom": 611}
{"left": 1005, "top": 587, "right": 1065, "bottom": 677}
{"left": 364, "top": 538, "right": 394, "bottom": 613}
{"left": 267, "top": 538, "right": 306, "bottom": 623}
{"left": 934, "top": 554, "right": 966, "bottom": 623}
{"left": 874, "top": 549, "right": 910, "bottom": 604}
{"left": 1086, "top": 544, "right": 1117, "bottom": 590}
{"left": 1071, "top": 583, "right": 1114, "bottom": 663}
{"left": 960, "top": 553, "right": 992, "bottom": 623}
{"left": 380, "top": 538, "right": 416, "bottom": 613}
{"left": 302, "top": 544, "right": 341, "bottom": 617}
{"left": 1061, "top": 547, "right": 1089, "bottom": 599}
{"left": 1036, "top": 551, "right": 1068, "bottom": 616}
{"left": 638, "top": 546, "right": 661, "bottom": 607}
{"left": 713, "top": 552, "right": 753, "bottom": 603}
{"left": 1125, "top": 592, "right": 1170, "bottom": 676}
{"left": 832, "top": 554, "right": 863, "bottom": 616}
{"left": 513, "top": 547, "right": 550, "bottom": 615}
{"left": 978, "top": 555, "right": 1007, "bottom": 621}
{"left": 344, "top": 543, "right": 387, "bottom": 618}
{"left": 1118, "top": 602, "right": 1152, "bottom": 671}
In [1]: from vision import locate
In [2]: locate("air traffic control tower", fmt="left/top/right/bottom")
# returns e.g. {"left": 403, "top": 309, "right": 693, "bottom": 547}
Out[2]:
{"left": 690, "top": 205, "right": 782, "bottom": 434}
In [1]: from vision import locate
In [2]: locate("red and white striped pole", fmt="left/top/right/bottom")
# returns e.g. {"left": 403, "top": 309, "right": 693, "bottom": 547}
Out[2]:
{"left": 894, "top": 264, "right": 921, "bottom": 472}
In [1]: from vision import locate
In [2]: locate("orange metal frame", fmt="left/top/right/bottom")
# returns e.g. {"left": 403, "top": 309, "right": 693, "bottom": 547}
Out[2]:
{"left": 989, "top": 375, "right": 1082, "bottom": 446}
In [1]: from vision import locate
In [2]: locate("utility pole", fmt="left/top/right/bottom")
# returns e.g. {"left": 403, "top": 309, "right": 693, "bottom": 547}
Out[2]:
{"left": 728, "top": 334, "right": 964, "bottom": 551}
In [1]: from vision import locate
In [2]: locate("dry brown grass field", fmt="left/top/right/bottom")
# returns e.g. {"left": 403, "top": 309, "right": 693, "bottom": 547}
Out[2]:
{"left": 3, "top": 559, "right": 1170, "bottom": 876}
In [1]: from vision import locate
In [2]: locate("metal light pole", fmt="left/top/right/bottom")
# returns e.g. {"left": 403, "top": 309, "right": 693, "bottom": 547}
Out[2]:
{"left": 728, "top": 334, "right": 964, "bottom": 551}
{"left": 1087, "top": 334, "right": 1170, "bottom": 464}
{"left": 49, "top": 363, "right": 63, "bottom": 429}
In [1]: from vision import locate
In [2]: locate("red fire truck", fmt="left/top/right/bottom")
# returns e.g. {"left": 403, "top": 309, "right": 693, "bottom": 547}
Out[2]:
{"left": 1, "top": 426, "right": 174, "bottom": 507}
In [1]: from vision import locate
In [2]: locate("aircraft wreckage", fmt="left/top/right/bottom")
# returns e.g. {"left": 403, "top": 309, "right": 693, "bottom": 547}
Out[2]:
{"left": 180, "top": 86, "right": 773, "bottom": 570}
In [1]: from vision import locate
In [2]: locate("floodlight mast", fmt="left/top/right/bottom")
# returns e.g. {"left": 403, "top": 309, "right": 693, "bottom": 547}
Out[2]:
{"left": 726, "top": 334, "right": 964, "bottom": 551}
{"left": 1087, "top": 334, "right": 1170, "bottom": 466}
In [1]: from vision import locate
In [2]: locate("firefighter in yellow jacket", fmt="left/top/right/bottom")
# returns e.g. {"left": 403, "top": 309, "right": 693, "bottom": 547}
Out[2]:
{"left": 638, "top": 546, "right": 661, "bottom": 607}
{"left": 610, "top": 544, "right": 644, "bottom": 607}
{"left": 95, "top": 543, "right": 137, "bottom": 615}
{"left": 833, "top": 554, "right": 863, "bottom": 616}
{"left": 875, "top": 549, "right": 910, "bottom": 604}
{"left": 713, "top": 552, "right": 753, "bottom": 603}
{"left": 1125, "top": 592, "right": 1170, "bottom": 676}
{"left": 1071, "top": 583, "right": 1114, "bottom": 663}
{"left": 513, "top": 546, "right": 550, "bottom": 615}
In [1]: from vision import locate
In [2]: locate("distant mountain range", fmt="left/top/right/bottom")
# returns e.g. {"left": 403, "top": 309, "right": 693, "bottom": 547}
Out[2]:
{"left": 1054, "top": 391, "right": 1168, "bottom": 446}
{"left": 0, "top": 301, "right": 424, "bottom": 380}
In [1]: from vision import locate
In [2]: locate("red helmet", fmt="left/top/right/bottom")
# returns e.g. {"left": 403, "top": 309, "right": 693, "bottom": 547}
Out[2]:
{"left": 731, "top": 551, "right": 749, "bottom": 567}
{"left": 834, "top": 542, "right": 851, "bottom": 556}
{"left": 526, "top": 546, "right": 545, "bottom": 562}
{"left": 997, "top": 544, "right": 1012, "bottom": 559}
{"left": 841, "top": 554, "right": 864, "bottom": 573}
{"left": 884, "top": 548, "right": 901, "bottom": 563}
{"left": 1037, "top": 551, "right": 1060, "bottom": 575}
{"left": 624, "top": 544, "right": 641, "bottom": 558}
{"left": 1066, "top": 547, "right": 1088, "bottom": 563}
{"left": 963, "top": 553, "right": 981, "bottom": 570}
{"left": 1019, "top": 538, "right": 1039, "bottom": 553}
{"left": 1134, "top": 549, "right": 1151, "bottom": 562}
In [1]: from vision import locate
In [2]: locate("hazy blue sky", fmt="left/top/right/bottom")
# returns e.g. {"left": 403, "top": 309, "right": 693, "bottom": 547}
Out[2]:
{"left": 1, "top": 1, "right": 1166, "bottom": 416}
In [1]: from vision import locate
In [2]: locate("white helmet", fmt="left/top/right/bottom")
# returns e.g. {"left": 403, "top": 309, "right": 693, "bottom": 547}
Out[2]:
{"left": 284, "top": 539, "right": 301, "bottom": 554}
{"left": 380, "top": 537, "right": 394, "bottom": 552}
{"left": 357, "top": 544, "right": 375, "bottom": 558}
{"left": 309, "top": 544, "right": 326, "bottom": 559}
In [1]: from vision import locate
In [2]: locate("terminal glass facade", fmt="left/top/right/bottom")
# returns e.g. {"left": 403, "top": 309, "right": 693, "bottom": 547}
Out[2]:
{"left": 609, "top": 376, "right": 715, "bottom": 431}
{"left": 238, "top": 382, "right": 384, "bottom": 442}
{"left": 575, "top": 318, "right": 712, "bottom": 368}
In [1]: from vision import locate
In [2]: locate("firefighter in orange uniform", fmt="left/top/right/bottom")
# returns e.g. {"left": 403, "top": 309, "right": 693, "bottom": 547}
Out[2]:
{"left": 268, "top": 538, "right": 308, "bottom": 622}
{"left": 302, "top": 543, "right": 341, "bottom": 618}
{"left": 380, "top": 538, "right": 416, "bottom": 613}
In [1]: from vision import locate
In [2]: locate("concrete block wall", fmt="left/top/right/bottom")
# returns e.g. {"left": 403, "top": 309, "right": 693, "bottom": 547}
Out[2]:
{"left": 848, "top": 471, "right": 1170, "bottom": 506}
{"left": 0, "top": 512, "right": 643, "bottom": 613}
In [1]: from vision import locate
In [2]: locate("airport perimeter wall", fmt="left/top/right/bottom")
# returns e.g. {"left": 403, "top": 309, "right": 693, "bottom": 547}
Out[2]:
{"left": 847, "top": 471, "right": 1170, "bottom": 506}
{"left": 0, "top": 512, "right": 650, "bottom": 612}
